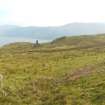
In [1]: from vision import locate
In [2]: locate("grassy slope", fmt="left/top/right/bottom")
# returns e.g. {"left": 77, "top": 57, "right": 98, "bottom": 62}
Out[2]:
{"left": 0, "top": 34, "right": 105, "bottom": 104}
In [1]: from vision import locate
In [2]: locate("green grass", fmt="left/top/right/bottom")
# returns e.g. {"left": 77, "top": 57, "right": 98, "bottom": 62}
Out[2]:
{"left": 1, "top": 34, "right": 105, "bottom": 104}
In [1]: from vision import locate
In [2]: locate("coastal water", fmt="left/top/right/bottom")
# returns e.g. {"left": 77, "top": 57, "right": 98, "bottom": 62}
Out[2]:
{"left": 0, "top": 36, "right": 51, "bottom": 46}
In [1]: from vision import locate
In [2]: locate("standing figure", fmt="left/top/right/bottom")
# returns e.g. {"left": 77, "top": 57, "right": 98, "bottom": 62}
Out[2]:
{"left": 33, "top": 40, "right": 39, "bottom": 47}
{"left": 36, "top": 40, "right": 39, "bottom": 45}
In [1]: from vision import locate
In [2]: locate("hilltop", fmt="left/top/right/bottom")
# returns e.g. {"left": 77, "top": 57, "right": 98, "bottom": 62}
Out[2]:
{"left": 1, "top": 34, "right": 105, "bottom": 105}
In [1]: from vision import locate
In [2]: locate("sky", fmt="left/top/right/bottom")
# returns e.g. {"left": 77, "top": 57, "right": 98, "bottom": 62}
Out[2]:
{"left": 0, "top": 0, "right": 105, "bottom": 26}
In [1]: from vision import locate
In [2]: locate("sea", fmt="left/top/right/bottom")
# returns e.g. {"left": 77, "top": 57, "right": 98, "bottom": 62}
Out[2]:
{"left": 0, "top": 36, "right": 51, "bottom": 46}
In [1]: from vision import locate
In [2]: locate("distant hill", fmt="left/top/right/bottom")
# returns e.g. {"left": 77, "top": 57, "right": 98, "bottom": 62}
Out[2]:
{"left": 0, "top": 23, "right": 105, "bottom": 40}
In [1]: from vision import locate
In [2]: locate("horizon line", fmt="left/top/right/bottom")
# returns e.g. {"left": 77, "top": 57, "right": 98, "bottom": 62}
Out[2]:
{"left": 0, "top": 22, "right": 105, "bottom": 27}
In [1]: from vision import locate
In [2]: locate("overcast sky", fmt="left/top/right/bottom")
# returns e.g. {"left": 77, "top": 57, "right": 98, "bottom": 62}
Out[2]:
{"left": 0, "top": 0, "right": 105, "bottom": 26}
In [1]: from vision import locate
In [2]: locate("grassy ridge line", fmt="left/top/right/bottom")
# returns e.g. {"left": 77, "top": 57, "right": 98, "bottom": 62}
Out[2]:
{"left": 1, "top": 34, "right": 105, "bottom": 52}
{"left": 1, "top": 42, "right": 105, "bottom": 54}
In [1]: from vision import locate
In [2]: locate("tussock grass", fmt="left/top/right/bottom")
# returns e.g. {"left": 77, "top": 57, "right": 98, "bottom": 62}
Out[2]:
{"left": 0, "top": 34, "right": 105, "bottom": 104}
